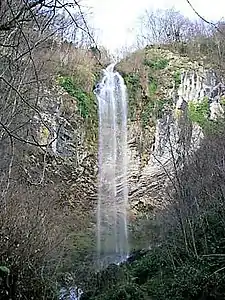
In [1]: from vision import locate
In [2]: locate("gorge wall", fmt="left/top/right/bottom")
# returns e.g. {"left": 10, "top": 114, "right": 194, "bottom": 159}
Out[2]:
{"left": 29, "top": 46, "right": 225, "bottom": 227}
{"left": 118, "top": 47, "right": 225, "bottom": 214}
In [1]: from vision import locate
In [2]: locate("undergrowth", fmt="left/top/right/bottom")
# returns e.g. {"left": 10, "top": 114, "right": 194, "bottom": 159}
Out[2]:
{"left": 81, "top": 123, "right": 225, "bottom": 300}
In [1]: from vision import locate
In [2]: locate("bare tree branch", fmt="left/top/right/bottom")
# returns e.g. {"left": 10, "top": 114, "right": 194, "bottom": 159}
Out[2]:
{"left": 0, "top": 0, "right": 45, "bottom": 31}
{"left": 186, "top": 0, "right": 225, "bottom": 37}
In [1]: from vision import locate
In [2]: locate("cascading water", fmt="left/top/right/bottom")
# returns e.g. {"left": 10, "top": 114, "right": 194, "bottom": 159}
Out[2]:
{"left": 94, "top": 63, "right": 129, "bottom": 267}
{"left": 59, "top": 64, "right": 129, "bottom": 300}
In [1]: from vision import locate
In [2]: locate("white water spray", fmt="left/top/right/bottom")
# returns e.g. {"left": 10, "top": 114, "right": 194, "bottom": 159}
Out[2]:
{"left": 94, "top": 64, "right": 129, "bottom": 267}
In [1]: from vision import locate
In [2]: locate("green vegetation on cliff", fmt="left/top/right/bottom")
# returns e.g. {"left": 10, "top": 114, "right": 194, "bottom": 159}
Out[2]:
{"left": 187, "top": 97, "right": 224, "bottom": 134}
{"left": 57, "top": 73, "right": 98, "bottom": 149}
{"left": 188, "top": 97, "right": 210, "bottom": 128}
{"left": 143, "top": 57, "right": 169, "bottom": 70}
{"left": 122, "top": 72, "right": 141, "bottom": 121}
{"left": 173, "top": 70, "right": 181, "bottom": 88}
{"left": 58, "top": 75, "right": 96, "bottom": 119}
{"left": 119, "top": 49, "right": 175, "bottom": 127}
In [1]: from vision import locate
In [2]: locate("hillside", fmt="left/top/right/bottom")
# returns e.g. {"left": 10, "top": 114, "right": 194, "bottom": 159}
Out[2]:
{"left": 1, "top": 3, "right": 225, "bottom": 298}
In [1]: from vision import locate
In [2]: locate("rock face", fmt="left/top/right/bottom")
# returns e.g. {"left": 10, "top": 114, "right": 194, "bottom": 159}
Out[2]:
{"left": 177, "top": 69, "right": 225, "bottom": 120}
{"left": 26, "top": 83, "right": 97, "bottom": 210}
{"left": 124, "top": 49, "right": 225, "bottom": 212}
{"left": 36, "top": 84, "right": 85, "bottom": 159}
{"left": 31, "top": 48, "right": 225, "bottom": 216}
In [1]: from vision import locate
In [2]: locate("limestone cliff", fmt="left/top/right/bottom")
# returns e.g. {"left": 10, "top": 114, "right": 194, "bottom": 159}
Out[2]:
{"left": 29, "top": 46, "right": 225, "bottom": 220}
{"left": 117, "top": 46, "right": 225, "bottom": 214}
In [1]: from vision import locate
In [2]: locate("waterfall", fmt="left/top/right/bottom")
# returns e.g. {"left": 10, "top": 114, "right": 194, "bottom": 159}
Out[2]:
{"left": 94, "top": 63, "right": 129, "bottom": 267}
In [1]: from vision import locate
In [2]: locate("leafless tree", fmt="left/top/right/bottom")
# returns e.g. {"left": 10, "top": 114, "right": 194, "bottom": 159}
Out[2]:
{"left": 137, "top": 8, "right": 191, "bottom": 45}
{"left": 137, "top": 7, "right": 214, "bottom": 48}
{"left": 0, "top": 1, "right": 98, "bottom": 298}
{"left": 184, "top": 0, "right": 225, "bottom": 75}
{"left": 0, "top": 0, "right": 96, "bottom": 199}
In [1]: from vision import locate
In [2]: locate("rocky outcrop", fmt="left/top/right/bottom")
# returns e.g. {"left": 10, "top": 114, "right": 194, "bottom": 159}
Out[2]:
{"left": 176, "top": 69, "right": 225, "bottom": 120}
{"left": 124, "top": 48, "right": 225, "bottom": 212}
{"left": 24, "top": 83, "right": 97, "bottom": 211}
{"left": 28, "top": 47, "right": 225, "bottom": 215}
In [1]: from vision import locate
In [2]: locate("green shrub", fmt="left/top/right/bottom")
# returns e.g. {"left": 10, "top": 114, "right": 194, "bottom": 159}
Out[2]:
{"left": 58, "top": 75, "right": 96, "bottom": 119}
{"left": 123, "top": 73, "right": 141, "bottom": 120}
{"left": 148, "top": 78, "right": 157, "bottom": 95}
{"left": 173, "top": 70, "right": 181, "bottom": 88}
{"left": 141, "top": 101, "right": 154, "bottom": 127}
{"left": 187, "top": 97, "right": 225, "bottom": 134}
{"left": 143, "top": 58, "right": 169, "bottom": 70}
{"left": 187, "top": 97, "right": 209, "bottom": 128}
{"left": 123, "top": 73, "right": 140, "bottom": 87}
